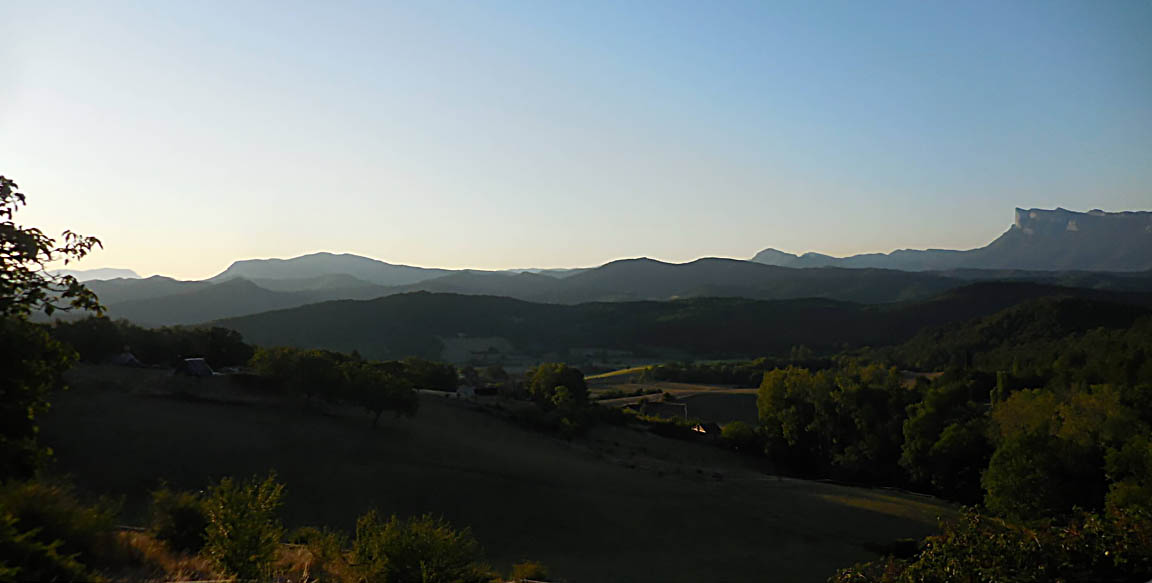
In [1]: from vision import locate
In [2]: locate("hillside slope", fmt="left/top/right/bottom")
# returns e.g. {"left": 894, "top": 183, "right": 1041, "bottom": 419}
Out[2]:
{"left": 101, "top": 277, "right": 388, "bottom": 325}
{"left": 43, "top": 368, "right": 951, "bottom": 583}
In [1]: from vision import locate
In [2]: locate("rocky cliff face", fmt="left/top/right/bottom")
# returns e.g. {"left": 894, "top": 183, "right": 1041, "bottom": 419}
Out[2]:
{"left": 1013, "top": 207, "right": 1152, "bottom": 236}
{"left": 753, "top": 208, "right": 1152, "bottom": 272}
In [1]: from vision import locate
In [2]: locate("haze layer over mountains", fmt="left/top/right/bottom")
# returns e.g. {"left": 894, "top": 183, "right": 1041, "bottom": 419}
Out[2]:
{"left": 55, "top": 207, "right": 1152, "bottom": 328}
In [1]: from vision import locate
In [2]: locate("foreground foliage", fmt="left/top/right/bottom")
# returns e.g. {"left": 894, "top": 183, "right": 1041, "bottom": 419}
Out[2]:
{"left": 1, "top": 174, "right": 102, "bottom": 478}
{"left": 0, "top": 317, "right": 79, "bottom": 477}
{"left": 351, "top": 511, "right": 495, "bottom": 583}
{"left": 202, "top": 473, "right": 285, "bottom": 579}
{"left": 831, "top": 508, "right": 1152, "bottom": 583}
{"left": 0, "top": 175, "right": 102, "bottom": 319}
{"left": 0, "top": 479, "right": 120, "bottom": 582}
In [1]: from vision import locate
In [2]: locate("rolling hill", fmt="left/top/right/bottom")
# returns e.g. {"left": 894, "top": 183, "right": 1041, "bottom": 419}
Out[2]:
{"left": 214, "top": 282, "right": 1152, "bottom": 363}
{"left": 98, "top": 277, "right": 389, "bottom": 326}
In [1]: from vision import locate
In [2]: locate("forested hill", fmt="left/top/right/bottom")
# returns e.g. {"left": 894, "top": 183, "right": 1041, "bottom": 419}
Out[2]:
{"left": 892, "top": 295, "right": 1152, "bottom": 374}
{"left": 214, "top": 282, "right": 1152, "bottom": 363}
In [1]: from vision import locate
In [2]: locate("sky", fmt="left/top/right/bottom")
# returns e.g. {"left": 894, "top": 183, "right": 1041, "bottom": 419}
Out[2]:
{"left": 2, "top": 1, "right": 1150, "bottom": 280}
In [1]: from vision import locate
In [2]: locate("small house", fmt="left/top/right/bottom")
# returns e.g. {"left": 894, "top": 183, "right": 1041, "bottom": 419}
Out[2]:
{"left": 175, "top": 358, "right": 214, "bottom": 377}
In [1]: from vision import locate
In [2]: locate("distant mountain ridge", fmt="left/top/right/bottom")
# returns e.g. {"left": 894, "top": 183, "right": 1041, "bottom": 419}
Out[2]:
{"left": 50, "top": 267, "right": 140, "bottom": 281}
{"left": 76, "top": 257, "right": 1152, "bottom": 327}
{"left": 56, "top": 206, "right": 1152, "bottom": 326}
{"left": 210, "top": 251, "right": 451, "bottom": 287}
{"left": 86, "top": 258, "right": 970, "bottom": 325}
{"left": 753, "top": 208, "right": 1152, "bottom": 272}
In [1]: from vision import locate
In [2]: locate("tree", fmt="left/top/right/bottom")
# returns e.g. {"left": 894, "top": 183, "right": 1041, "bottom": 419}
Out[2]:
{"left": 342, "top": 361, "right": 419, "bottom": 427}
{"left": 1, "top": 175, "right": 103, "bottom": 318}
{"left": 1, "top": 175, "right": 103, "bottom": 477}
{"left": 527, "top": 363, "right": 587, "bottom": 407}
{"left": 900, "top": 380, "right": 991, "bottom": 502}
{"left": 403, "top": 357, "right": 459, "bottom": 392}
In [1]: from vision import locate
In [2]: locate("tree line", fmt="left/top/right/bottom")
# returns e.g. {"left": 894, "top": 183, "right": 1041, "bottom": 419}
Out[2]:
{"left": 248, "top": 347, "right": 458, "bottom": 427}
{"left": 744, "top": 297, "right": 1152, "bottom": 581}
{"left": 50, "top": 317, "right": 254, "bottom": 369}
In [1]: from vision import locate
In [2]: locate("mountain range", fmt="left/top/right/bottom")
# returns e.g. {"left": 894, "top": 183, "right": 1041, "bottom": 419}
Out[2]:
{"left": 55, "top": 206, "right": 1152, "bottom": 326}
{"left": 51, "top": 267, "right": 141, "bottom": 281}
{"left": 753, "top": 208, "right": 1152, "bottom": 271}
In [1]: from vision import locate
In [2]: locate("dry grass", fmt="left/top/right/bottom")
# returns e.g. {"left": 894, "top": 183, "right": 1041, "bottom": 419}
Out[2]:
{"left": 584, "top": 366, "right": 651, "bottom": 380}
{"left": 102, "top": 532, "right": 341, "bottom": 583}
{"left": 102, "top": 531, "right": 222, "bottom": 582}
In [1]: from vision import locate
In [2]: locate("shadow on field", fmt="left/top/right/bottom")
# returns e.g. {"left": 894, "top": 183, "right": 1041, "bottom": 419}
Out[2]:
{"left": 41, "top": 366, "right": 951, "bottom": 583}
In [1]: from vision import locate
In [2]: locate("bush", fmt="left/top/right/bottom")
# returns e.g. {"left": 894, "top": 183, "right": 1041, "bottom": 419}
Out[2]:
{"left": 202, "top": 473, "right": 284, "bottom": 579}
{"left": 0, "top": 478, "right": 123, "bottom": 580}
{"left": 149, "top": 486, "right": 208, "bottom": 553}
{"left": 510, "top": 560, "right": 550, "bottom": 580}
{"left": 351, "top": 511, "right": 494, "bottom": 583}
{"left": 0, "top": 478, "right": 120, "bottom": 566}
{"left": 829, "top": 507, "right": 1152, "bottom": 583}
{"left": 0, "top": 507, "right": 91, "bottom": 582}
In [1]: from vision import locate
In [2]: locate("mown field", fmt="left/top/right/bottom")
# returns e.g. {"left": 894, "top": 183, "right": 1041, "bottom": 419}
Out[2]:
{"left": 41, "top": 366, "right": 952, "bottom": 583}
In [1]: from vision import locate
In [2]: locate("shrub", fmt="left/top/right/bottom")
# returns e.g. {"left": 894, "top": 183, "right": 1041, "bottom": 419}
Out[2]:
{"left": 202, "top": 473, "right": 284, "bottom": 579}
{"left": 351, "top": 511, "right": 494, "bottom": 583}
{"left": 510, "top": 560, "right": 550, "bottom": 580}
{"left": 0, "top": 508, "right": 90, "bottom": 582}
{"left": 0, "top": 478, "right": 120, "bottom": 569}
{"left": 149, "top": 486, "right": 208, "bottom": 553}
{"left": 829, "top": 507, "right": 1152, "bottom": 583}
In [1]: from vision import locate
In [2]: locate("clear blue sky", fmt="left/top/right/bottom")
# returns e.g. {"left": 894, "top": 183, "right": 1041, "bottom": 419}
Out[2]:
{"left": 3, "top": 0, "right": 1150, "bottom": 279}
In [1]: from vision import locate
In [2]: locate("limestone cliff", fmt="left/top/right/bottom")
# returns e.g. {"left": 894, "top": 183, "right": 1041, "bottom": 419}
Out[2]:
{"left": 753, "top": 208, "right": 1152, "bottom": 272}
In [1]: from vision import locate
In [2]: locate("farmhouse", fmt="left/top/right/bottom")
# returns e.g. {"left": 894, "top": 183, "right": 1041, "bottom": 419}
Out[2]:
{"left": 174, "top": 358, "right": 214, "bottom": 377}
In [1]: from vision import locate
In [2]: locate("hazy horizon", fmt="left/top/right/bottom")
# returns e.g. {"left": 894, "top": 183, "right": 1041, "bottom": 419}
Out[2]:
{"left": 4, "top": 1, "right": 1150, "bottom": 280}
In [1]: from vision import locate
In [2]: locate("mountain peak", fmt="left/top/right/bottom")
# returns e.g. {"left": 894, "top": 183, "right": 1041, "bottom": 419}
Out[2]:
{"left": 209, "top": 252, "right": 450, "bottom": 286}
{"left": 753, "top": 207, "right": 1152, "bottom": 272}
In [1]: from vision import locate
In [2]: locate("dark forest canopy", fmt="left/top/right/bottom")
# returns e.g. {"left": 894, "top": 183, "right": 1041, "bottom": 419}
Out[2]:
{"left": 213, "top": 282, "right": 1152, "bottom": 362}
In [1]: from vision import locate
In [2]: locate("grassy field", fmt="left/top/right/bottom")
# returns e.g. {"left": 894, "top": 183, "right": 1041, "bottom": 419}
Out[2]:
{"left": 585, "top": 366, "right": 651, "bottom": 381}
{"left": 41, "top": 366, "right": 952, "bottom": 583}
